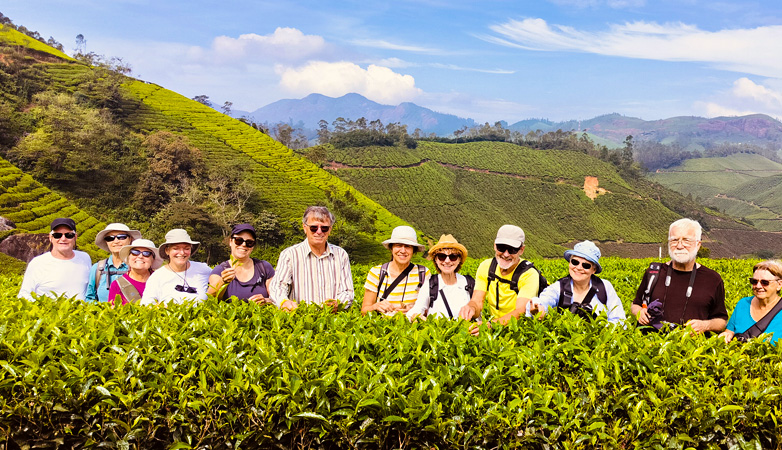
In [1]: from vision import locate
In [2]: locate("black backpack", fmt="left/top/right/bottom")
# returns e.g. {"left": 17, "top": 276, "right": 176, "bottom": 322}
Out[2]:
{"left": 486, "top": 258, "right": 548, "bottom": 309}
{"left": 427, "top": 274, "right": 475, "bottom": 318}
{"left": 557, "top": 275, "right": 607, "bottom": 319}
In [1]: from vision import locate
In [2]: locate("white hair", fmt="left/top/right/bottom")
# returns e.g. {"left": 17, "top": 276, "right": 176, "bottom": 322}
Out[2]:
{"left": 669, "top": 218, "right": 702, "bottom": 241}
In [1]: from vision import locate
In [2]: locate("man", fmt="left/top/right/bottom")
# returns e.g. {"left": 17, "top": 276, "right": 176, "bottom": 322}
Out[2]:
{"left": 18, "top": 217, "right": 93, "bottom": 301}
{"left": 459, "top": 224, "right": 541, "bottom": 326}
{"left": 631, "top": 218, "right": 727, "bottom": 333}
{"left": 270, "top": 206, "right": 354, "bottom": 311}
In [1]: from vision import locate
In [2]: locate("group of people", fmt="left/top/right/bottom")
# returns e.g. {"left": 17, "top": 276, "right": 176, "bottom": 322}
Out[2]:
{"left": 17, "top": 210, "right": 782, "bottom": 345}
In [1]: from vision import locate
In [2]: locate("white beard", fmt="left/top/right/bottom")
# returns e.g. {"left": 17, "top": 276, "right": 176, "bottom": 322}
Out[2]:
{"left": 669, "top": 248, "right": 696, "bottom": 265}
{"left": 496, "top": 256, "right": 515, "bottom": 270}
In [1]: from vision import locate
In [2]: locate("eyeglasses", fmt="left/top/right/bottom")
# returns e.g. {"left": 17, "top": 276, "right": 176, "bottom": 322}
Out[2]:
{"left": 104, "top": 234, "right": 130, "bottom": 242}
{"left": 435, "top": 253, "right": 460, "bottom": 262}
{"left": 668, "top": 237, "right": 697, "bottom": 247}
{"left": 129, "top": 249, "right": 154, "bottom": 257}
{"left": 570, "top": 259, "right": 593, "bottom": 270}
{"left": 174, "top": 284, "right": 197, "bottom": 294}
{"left": 496, "top": 244, "right": 521, "bottom": 255}
{"left": 749, "top": 278, "right": 779, "bottom": 287}
{"left": 51, "top": 232, "right": 76, "bottom": 239}
{"left": 307, "top": 224, "right": 330, "bottom": 233}
{"left": 232, "top": 236, "right": 256, "bottom": 248}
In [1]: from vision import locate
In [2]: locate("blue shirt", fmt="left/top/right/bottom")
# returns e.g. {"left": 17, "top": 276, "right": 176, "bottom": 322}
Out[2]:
{"left": 528, "top": 276, "right": 626, "bottom": 324}
{"left": 85, "top": 258, "right": 129, "bottom": 302}
{"left": 727, "top": 296, "right": 782, "bottom": 345}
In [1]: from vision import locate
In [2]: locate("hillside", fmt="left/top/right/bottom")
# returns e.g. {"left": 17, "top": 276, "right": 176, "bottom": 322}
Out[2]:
{"left": 652, "top": 154, "right": 782, "bottom": 232}
{"left": 312, "top": 141, "right": 751, "bottom": 258}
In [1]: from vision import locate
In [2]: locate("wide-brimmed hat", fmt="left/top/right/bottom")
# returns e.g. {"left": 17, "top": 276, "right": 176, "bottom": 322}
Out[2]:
{"left": 95, "top": 223, "right": 142, "bottom": 252}
{"left": 427, "top": 234, "right": 468, "bottom": 260}
{"left": 119, "top": 239, "right": 162, "bottom": 270}
{"left": 382, "top": 225, "right": 425, "bottom": 251}
{"left": 564, "top": 240, "right": 602, "bottom": 274}
{"left": 158, "top": 228, "right": 200, "bottom": 259}
{"left": 495, "top": 224, "right": 525, "bottom": 248}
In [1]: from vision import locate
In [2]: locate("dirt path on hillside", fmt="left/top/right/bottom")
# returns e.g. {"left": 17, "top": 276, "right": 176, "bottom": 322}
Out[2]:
{"left": 326, "top": 159, "right": 556, "bottom": 182}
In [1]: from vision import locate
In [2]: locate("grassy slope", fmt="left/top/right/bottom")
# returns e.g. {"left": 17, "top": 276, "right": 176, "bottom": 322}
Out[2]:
{"left": 0, "top": 25, "right": 75, "bottom": 61}
{"left": 652, "top": 154, "right": 782, "bottom": 230}
{"left": 322, "top": 142, "right": 681, "bottom": 258}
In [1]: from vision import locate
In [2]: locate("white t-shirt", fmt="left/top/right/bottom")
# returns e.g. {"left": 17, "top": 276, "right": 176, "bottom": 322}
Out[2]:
{"left": 407, "top": 273, "right": 472, "bottom": 319}
{"left": 140, "top": 261, "right": 212, "bottom": 305}
{"left": 18, "top": 251, "right": 92, "bottom": 301}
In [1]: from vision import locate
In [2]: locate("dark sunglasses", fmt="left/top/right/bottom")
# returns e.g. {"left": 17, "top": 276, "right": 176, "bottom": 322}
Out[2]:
{"left": 175, "top": 284, "right": 197, "bottom": 294}
{"left": 307, "top": 225, "right": 330, "bottom": 233}
{"left": 435, "top": 253, "right": 460, "bottom": 262}
{"left": 104, "top": 234, "right": 130, "bottom": 242}
{"left": 749, "top": 278, "right": 779, "bottom": 287}
{"left": 51, "top": 232, "right": 76, "bottom": 239}
{"left": 570, "top": 259, "right": 593, "bottom": 270}
{"left": 129, "top": 249, "right": 154, "bottom": 257}
{"left": 496, "top": 243, "right": 521, "bottom": 255}
{"left": 232, "top": 236, "right": 256, "bottom": 248}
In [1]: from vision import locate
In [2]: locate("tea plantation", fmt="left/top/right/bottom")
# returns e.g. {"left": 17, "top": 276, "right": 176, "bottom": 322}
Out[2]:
{"left": 1, "top": 258, "right": 780, "bottom": 449}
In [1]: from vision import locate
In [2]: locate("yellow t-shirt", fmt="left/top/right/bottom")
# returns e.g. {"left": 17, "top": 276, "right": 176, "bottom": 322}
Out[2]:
{"left": 364, "top": 263, "right": 430, "bottom": 308}
{"left": 475, "top": 258, "right": 540, "bottom": 319}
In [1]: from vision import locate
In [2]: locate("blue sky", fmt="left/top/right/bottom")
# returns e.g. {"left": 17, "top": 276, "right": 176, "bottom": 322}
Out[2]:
{"left": 5, "top": 0, "right": 782, "bottom": 123}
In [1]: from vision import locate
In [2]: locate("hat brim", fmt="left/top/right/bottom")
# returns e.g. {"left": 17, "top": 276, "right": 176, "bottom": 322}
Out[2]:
{"left": 427, "top": 242, "right": 468, "bottom": 260}
{"left": 563, "top": 249, "right": 602, "bottom": 274}
{"left": 95, "top": 229, "right": 142, "bottom": 252}
{"left": 159, "top": 242, "right": 200, "bottom": 259}
{"left": 382, "top": 239, "right": 425, "bottom": 251}
{"left": 120, "top": 245, "right": 163, "bottom": 270}
{"left": 495, "top": 238, "right": 523, "bottom": 248}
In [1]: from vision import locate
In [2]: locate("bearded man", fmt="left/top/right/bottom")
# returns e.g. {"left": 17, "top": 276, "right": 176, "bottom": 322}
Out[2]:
{"left": 631, "top": 218, "right": 727, "bottom": 333}
{"left": 459, "top": 225, "right": 542, "bottom": 326}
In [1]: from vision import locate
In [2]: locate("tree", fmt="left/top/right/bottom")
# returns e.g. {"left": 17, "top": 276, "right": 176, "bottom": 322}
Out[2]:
{"left": 317, "top": 119, "right": 331, "bottom": 144}
{"left": 137, "top": 131, "right": 205, "bottom": 212}
{"left": 221, "top": 101, "right": 232, "bottom": 115}
{"left": 75, "top": 34, "right": 86, "bottom": 54}
{"left": 192, "top": 95, "right": 212, "bottom": 107}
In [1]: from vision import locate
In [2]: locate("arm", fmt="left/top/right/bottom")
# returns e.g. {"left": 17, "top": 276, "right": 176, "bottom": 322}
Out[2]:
{"left": 459, "top": 289, "right": 486, "bottom": 321}
{"left": 406, "top": 275, "right": 432, "bottom": 320}
{"left": 334, "top": 249, "right": 354, "bottom": 309}
{"left": 686, "top": 317, "right": 727, "bottom": 333}
{"left": 688, "top": 278, "right": 728, "bottom": 333}
{"left": 269, "top": 249, "right": 295, "bottom": 309}
{"left": 528, "top": 282, "right": 561, "bottom": 319}
{"left": 602, "top": 280, "right": 627, "bottom": 324}
{"left": 496, "top": 267, "right": 541, "bottom": 324}
{"left": 18, "top": 259, "right": 40, "bottom": 301}
{"left": 719, "top": 329, "right": 736, "bottom": 343}
{"left": 84, "top": 263, "right": 99, "bottom": 301}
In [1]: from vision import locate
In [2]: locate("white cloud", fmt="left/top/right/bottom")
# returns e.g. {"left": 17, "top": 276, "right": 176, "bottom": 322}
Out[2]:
{"left": 430, "top": 63, "right": 514, "bottom": 74}
{"left": 277, "top": 61, "right": 422, "bottom": 104}
{"left": 210, "top": 27, "right": 329, "bottom": 63}
{"left": 695, "top": 78, "right": 782, "bottom": 118}
{"left": 351, "top": 38, "right": 439, "bottom": 53}
{"left": 483, "top": 18, "right": 782, "bottom": 78}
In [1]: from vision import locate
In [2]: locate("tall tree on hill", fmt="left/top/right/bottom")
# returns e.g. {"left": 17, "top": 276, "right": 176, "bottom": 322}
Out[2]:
{"left": 221, "top": 101, "right": 232, "bottom": 115}
{"left": 317, "top": 119, "right": 331, "bottom": 144}
{"left": 192, "top": 95, "right": 211, "bottom": 107}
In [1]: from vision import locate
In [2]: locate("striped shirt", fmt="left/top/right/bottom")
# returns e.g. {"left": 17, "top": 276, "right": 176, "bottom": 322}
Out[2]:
{"left": 269, "top": 239, "right": 354, "bottom": 309}
{"left": 364, "top": 263, "right": 429, "bottom": 313}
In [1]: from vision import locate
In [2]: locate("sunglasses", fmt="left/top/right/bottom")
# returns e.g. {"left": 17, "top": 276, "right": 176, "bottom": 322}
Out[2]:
{"left": 435, "top": 253, "right": 460, "bottom": 262}
{"left": 104, "top": 234, "right": 130, "bottom": 242}
{"left": 129, "top": 249, "right": 154, "bottom": 257}
{"left": 175, "top": 284, "right": 197, "bottom": 294}
{"left": 570, "top": 259, "right": 593, "bottom": 270}
{"left": 232, "top": 236, "right": 256, "bottom": 248}
{"left": 496, "top": 244, "right": 521, "bottom": 255}
{"left": 749, "top": 278, "right": 779, "bottom": 287}
{"left": 307, "top": 225, "right": 330, "bottom": 233}
{"left": 51, "top": 232, "right": 76, "bottom": 239}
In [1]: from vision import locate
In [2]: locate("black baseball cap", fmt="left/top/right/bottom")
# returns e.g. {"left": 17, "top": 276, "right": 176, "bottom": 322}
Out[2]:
{"left": 231, "top": 223, "right": 256, "bottom": 238}
{"left": 50, "top": 218, "right": 76, "bottom": 231}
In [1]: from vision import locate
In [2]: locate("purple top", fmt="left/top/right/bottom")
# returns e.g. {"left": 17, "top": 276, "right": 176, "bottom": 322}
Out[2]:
{"left": 108, "top": 273, "right": 148, "bottom": 305}
{"left": 210, "top": 258, "right": 275, "bottom": 302}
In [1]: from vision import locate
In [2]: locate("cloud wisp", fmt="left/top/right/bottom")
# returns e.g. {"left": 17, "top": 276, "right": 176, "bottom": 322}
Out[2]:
{"left": 482, "top": 18, "right": 782, "bottom": 78}
{"left": 696, "top": 77, "right": 782, "bottom": 118}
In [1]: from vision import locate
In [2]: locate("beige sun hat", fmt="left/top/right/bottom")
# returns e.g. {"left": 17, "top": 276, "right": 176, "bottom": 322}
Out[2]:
{"left": 95, "top": 223, "right": 142, "bottom": 252}
{"left": 119, "top": 239, "right": 163, "bottom": 270}
{"left": 381, "top": 225, "right": 425, "bottom": 251}
{"left": 427, "top": 234, "right": 468, "bottom": 260}
{"left": 158, "top": 229, "right": 200, "bottom": 259}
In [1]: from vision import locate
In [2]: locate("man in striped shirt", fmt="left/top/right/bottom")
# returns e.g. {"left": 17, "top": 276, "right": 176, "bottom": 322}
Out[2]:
{"left": 270, "top": 206, "right": 354, "bottom": 311}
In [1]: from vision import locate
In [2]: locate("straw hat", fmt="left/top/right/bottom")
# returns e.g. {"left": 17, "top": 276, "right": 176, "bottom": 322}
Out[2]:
{"left": 158, "top": 229, "right": 200, "bottom": 259}
{"left": 95, "top": 223, "right": 142, "bottom": 252}
{"left": 119, "top": 239, "right": 163, "bottom": 270}
{"left": 427, "top": 234, "right": 468, "bottom": 260}
{"left": 381, "top": 226, "right": 425, "bottom": 251}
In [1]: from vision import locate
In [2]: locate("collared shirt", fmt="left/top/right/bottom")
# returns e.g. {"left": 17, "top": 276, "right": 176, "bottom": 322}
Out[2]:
{"left": 270, "top": 239, "right": 354, "bottom": 309}
{"left": 85, "top": 258, "right": 130, "bottom": 302}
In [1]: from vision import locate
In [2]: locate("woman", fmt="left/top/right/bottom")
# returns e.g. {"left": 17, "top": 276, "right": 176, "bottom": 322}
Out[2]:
{"left": 207, "top": 223, "right": 275, "bottom": 303}
{"left": 107, "top": 239, "right": 161, "bottom": 305}
{"left": 361, "top": 225, "right": 430, "bottom": 315}
{"left": 720, "top": 260, "right": 782, "bottom": 345}
{"left": 528, "top": 240, "right": 625, "bottom": 323}
{"left": 407, "top": 234, "right": 473, "bottom": 320}
{"left": 85, "top": 223, "right": 142, "bottom": 302}
{"left": 140, "top": 229, "right": 212, "bottom": 305}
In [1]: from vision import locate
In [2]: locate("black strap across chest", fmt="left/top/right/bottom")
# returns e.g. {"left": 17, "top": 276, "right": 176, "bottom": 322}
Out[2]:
{"left": 736, "top": 298, "right": 782, "bottom": 341}
{"left": 557, "top": 275, "right": 607, "bottom": 310}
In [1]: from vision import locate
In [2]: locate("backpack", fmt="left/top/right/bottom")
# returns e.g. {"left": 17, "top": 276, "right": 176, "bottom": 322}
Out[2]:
{"left": 95, "top": 258, "right": 129, "bottom": 294}
{"left": 486, "top": 258, "right": 548, "bottom": 309}
{"left": 557, "top": 275, "right": 607, "bottom": 318}
{"left": 216, "top": 258, "right": 270, "bottom": 301}
{"left": 427, "top": 274, "right": 475, "bottom": 318}
{"left": 376, "top": 262, "right": 426, "bottom": 301}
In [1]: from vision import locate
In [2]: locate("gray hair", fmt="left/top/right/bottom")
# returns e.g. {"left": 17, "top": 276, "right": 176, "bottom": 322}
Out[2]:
{"left": 669, "top": 218, "right": 702, "bottom": 241}
{"left": 302, "top": 206, "right": 335, "bottom": 226}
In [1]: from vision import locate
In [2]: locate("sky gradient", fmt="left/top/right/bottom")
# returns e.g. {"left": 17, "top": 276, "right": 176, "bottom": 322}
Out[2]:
{"left": 5, "top": 0, "right": 782, "bottom": 124}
